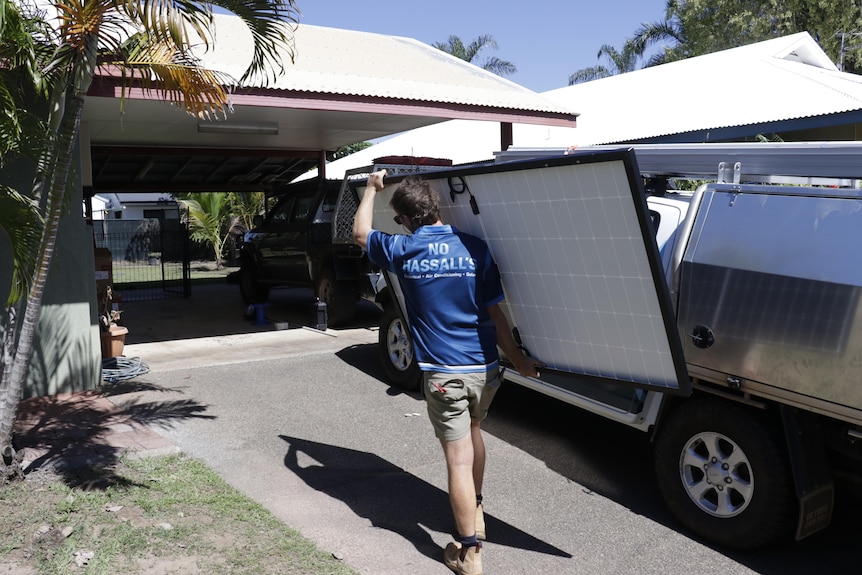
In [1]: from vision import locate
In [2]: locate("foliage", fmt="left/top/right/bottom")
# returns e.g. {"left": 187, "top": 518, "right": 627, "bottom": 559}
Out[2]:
{"left": 630, "top": 0, "right": 862, "bottom": 71}
{"left": 433, "top": 34, "right": 517, "bottom": 77}
{"left": 328, "top": 141, "right": 373, "bottom": 162}
{"left": 570, "top": 0, "right": 862, "bottom": 84}
{"left": 178, "top": 193, "right": 243, "bottom": 269}
{"left": 225, "top": 191, "right": 266, "bottom": 233}
{"left": 569, "top": 40, "right": 645, "bottom": 84}
{"left": 0, "top": 0, "right": 54, "bottom": 157}
{"left": 0, "top": 0, "right": 300, "bottom": 478}
{"left": 0, "top": 0, "right": 54, "bottom": 306}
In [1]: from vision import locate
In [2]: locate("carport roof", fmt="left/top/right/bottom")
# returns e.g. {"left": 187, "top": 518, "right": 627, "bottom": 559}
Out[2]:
{"left": 83, "top": 15, "right": 577, "bottom": 193}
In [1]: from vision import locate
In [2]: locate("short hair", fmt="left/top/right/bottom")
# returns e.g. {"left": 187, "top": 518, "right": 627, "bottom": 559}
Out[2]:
{"left": 389, "top": 176, "right": 441, "bottom": 226}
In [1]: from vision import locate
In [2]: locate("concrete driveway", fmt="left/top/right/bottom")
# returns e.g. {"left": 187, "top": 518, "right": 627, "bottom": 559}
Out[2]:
{"left": 118, "top": 283, "right": 860, "bottom": 575}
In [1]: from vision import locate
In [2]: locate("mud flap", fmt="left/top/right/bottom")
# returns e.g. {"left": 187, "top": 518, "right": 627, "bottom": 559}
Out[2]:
{"left": 780, "top": 404, "right": 834, "bottom": 540}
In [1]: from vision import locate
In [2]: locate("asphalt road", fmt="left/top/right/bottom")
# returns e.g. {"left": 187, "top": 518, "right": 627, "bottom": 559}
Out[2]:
{"left": 119, "top": 284, "right": 860, "bottom": 575}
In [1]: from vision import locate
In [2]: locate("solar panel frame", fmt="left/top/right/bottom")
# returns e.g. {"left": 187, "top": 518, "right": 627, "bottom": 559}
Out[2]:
{"left": 366, "top": 149, "right": 690, "bottom": 394}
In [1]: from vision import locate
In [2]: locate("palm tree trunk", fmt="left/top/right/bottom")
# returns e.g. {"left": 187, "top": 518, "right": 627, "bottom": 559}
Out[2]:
{"left": 0, "top": 92, "right": 85, "bottom": 472}
{"left": 0, "top": 306, "right": 19, "bottom": 468}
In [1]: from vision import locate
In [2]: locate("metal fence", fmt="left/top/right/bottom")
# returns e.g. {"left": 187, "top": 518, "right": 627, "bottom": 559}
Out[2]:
{"left": 93, "top": 218, "right": 191, "bottom": 302}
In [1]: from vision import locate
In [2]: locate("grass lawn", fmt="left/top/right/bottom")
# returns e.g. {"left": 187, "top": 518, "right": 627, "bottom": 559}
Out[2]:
{"left": 1, "top": 454, "right": 359, "bottom": 575}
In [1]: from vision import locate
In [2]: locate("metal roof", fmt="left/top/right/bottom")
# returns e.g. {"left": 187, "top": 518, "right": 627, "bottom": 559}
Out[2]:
{"left": 204, "top": 19, "right": 573, "bottom": 115}
{"left": 311, "top": 32, "right": 862, "bottom": 180}
{"left": 82, "top": 14, "right": 577, "bottom": 194}
{"left": 522, "top": 31, "right": 862, "bottom": 146}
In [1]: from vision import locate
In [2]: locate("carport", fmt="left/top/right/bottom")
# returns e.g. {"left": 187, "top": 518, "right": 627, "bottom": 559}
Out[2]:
{"left": 13, "top": 16, "right": 577, "bottom": 397}
{"left": 81, "top": 16, "right": 577, "bottom": 197}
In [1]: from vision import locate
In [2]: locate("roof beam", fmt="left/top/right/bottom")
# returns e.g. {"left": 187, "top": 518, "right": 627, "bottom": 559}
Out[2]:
{"left": 89, "top": 145, "right": 322, "bottom": 158}
{"left": 88, "top": 82, "right": 578, "bottom": 128}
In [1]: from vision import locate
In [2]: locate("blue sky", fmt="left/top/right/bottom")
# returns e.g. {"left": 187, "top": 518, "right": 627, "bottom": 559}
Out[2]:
{"left": 296, "top": 0, "right": 671, "bottom": 93}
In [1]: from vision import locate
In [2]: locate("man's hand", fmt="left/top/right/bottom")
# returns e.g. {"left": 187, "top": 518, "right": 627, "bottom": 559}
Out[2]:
{"left": 353, "top": 170, "right": 387, "bottom": 250}
{"left": 368, "top": 169, "right": 386, "bottom": 191}
{"left": 488, "top": 303, "right": 545, "bottom": 378}
{"left": 511, "top": 354, "right": 544, "bottom": 378}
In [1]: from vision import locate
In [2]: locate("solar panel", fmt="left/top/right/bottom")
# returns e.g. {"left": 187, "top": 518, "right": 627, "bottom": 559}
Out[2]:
{"left": 369, "top": 149, "right": 688, "bottom": 393}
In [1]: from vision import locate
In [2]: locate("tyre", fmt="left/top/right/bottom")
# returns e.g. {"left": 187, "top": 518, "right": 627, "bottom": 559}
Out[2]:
{"left": 239, "top": 263, "right": 270, "bottom": 304}
{"left": 378, "top": 303, "right": 421, "bottom": 391}
{"left": 654, "top": 398, "right": 796, "bottom": 550}
{"left": 315, "top": 267, "right": 356, "bottom": 327}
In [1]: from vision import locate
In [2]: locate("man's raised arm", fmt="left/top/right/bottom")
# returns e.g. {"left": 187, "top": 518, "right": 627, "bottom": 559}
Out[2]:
{"left": 352, "top": 170, "right": 386, "bottom": 250}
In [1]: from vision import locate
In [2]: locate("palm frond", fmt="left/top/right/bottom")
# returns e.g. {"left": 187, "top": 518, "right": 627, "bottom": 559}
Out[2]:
{"left": 465, "top": 34, "right": 497, "bottom": 62}
{"left": 210, "top": 0, "right": 300, "bottom": 84}
{"left": 0, "top": 187, "right": 43, "bottom": 305}
{"left": 434, "top": 35, "right": 467, "bottom": 60}
{"left": 117, "top": 32, "right": 232, "bottom": 118}
{"left": 0, "top": 83, "right": 23, "bottom": 156}
{"left": 481, "top": 56, "right": 516, "bottom": 76}
{"left": 568, "top": 66, "right": 611, "bottom": 85}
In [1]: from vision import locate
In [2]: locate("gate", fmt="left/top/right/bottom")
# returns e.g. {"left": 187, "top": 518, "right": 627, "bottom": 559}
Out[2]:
{"left": 93, "top": 218, "right": 191, "bottom": 301}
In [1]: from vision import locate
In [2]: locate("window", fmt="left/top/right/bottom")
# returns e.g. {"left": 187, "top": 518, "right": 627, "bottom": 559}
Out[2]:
{"left": 289, "top": 195, "right": 316, "bottom": 224}
{"left": 269, "top": 198, "right": 294, "bottom": 222}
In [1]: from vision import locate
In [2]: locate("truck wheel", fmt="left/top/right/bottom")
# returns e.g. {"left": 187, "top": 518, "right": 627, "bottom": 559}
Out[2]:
{"left": 240, "top": 264, "right": 270, "bottom": 304}
{"left": 654, "top": 398, "right": 795, "bottom": 550}
{"left": 379, "top": 303, "right": 421, "bottom": 391}
{"left": 315, "top": 268, "right": 356, "bottom": 327}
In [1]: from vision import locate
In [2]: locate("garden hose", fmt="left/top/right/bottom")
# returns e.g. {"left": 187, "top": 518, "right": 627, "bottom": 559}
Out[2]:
{"left": 101, "top": 356, "right": 150, "bottom": 383}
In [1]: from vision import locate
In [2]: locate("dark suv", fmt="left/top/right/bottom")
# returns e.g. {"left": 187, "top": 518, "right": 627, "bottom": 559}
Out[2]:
{"left": 238, "top": 177, "right": 371, "bottom": 326}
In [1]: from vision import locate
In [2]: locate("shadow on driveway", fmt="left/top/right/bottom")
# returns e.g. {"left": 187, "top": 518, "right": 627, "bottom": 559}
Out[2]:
{"left": 280, "top": 435, "right": 572, "bottom": 563}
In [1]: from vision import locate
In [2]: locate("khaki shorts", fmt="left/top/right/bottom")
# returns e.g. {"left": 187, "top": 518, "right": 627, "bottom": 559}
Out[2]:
{"left": 424, "top": 367, "right": 502, "bottom": 442}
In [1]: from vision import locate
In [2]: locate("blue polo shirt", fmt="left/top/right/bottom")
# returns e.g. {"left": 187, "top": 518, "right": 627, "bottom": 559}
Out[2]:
{"left": 367, "top": 225, "right": 504, "bottom": 373}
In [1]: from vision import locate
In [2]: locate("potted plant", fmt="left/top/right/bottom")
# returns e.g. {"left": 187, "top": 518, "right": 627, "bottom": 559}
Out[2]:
{"left": 98, "top": 285, "right": 128, "bottom": 358}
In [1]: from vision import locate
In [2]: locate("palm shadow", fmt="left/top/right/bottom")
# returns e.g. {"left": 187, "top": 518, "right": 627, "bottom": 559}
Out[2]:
{"left": 280, "top": 435, "right": 571, "bottom": 563}
{"left": 12, "top": 380, "right": 214, "bottom": 488}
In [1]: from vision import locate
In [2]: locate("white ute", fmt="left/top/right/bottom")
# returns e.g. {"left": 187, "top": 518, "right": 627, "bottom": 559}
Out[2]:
{"left": 348, "top": 142, "right": 862, "bottom": 550}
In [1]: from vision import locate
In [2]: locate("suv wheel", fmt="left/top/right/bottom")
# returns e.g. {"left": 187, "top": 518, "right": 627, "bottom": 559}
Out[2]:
{"left": 315, "top": 268, "right": 356, "bottom": 327}
{"left": 654, "top": 399, "right": 795, "bottom": 549}
{"left": 378, "top": 303, "right": 421, "bottom": 391}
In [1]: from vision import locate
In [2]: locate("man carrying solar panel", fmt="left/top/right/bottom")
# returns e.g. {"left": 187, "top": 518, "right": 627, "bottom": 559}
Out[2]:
{"left": 354, "top": 170, "right": 543, "bottom": 575}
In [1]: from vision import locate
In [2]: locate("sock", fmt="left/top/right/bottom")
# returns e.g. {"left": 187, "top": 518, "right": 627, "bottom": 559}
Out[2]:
{"left": 457, "top": 533, "right": 478, "bottom": 549}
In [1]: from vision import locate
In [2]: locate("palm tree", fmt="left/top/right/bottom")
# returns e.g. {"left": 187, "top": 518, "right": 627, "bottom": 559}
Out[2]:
{"left": 0, "top": 0, "right": 55, "bottom": 154}
{"left": 0, "top": 0, "right": 54, "bottom": 474}
{"left": 568, "top": 0, "right": 688, "bottom": 85}
{"left": 180, "top": 193, "right": 243, "bottom": 269}
{"left": 226, "top": 191, "right": 266, "bottom": 233}
{"left": 568, "top": 41, "right": 643, "bottom": 85}
{"left": 433, "top": 34, "right": 517, "bottom": 77}
{"left": 0, "top": 0, "right": 300, "bottom": 476}
{"left": 627, "top": 0, "right": 689, "bottom": 67}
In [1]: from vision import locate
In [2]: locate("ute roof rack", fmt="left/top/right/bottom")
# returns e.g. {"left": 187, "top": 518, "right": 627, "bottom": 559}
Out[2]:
{"left": 497, "top": 142, "right": 862, "bottom": 187}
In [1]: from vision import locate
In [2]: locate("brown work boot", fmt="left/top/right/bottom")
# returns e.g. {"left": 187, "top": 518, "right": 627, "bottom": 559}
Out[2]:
{"left": 443, "top": 541, "right": 482, "bottom": 575}
{"left": 475, "top": 503, "right": 486, "bottom": 540}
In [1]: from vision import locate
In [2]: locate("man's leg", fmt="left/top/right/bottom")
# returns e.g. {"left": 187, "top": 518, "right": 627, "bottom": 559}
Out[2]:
{"left": 470, "top": 419, "right": 485, "bottom": 496}
{"left": 470, "top": 419, "right": 486, "bottom": 540}
{"left": 441, "top": 432, "right": 476, "bottom": 538}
